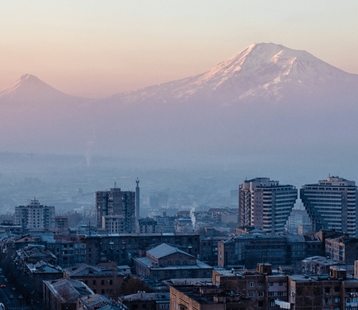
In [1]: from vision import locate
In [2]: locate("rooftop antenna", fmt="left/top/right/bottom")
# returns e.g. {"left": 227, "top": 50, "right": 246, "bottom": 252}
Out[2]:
{"left": 114, "top": 181, "right": 117, "bottom": 188}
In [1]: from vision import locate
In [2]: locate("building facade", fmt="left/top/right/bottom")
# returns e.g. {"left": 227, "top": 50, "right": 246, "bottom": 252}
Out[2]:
{"left": 14, "top": 199, "right": 55, "bottom": 229}
{"left": 300, "top": 176, "right": 358, "bottom": 237}
{"left": 96, "top": 188, "right": 135, "bottom": 233}
{"left": 239, "top": 178, "right": 297, "bottom": 233}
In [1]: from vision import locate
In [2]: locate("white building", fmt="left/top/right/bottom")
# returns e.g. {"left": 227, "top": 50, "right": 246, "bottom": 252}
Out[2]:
{"left": 15, "top": 199, "right": 55, "bottom": 229}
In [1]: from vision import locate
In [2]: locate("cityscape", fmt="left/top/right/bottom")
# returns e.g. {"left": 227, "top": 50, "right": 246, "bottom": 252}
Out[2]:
{"left": 0, "top": 175, "right": 357, "bottom": 309}
{"left": 1, "top": 2, "right": 358, "bottom": 310}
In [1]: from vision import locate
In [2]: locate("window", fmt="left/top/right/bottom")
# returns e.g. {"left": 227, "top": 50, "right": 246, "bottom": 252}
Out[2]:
{"left": 249, "top": 291, "right": 254, "bottom": 297}
{"left": 249, "top": 282, "right": 254, "bottom": 287}
{"left": 259, "top": 291, "right": 264, "bottom": 297}
{"left": 93, "top": 280, "right": 96, "bottom": 285}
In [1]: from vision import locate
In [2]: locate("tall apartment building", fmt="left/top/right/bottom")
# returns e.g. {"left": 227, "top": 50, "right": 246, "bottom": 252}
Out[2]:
{"left": 14, "top": 199, "right": 55, "bottom": 229}
{"left": 238, "top": 177, "right": 297, "bottom": 233}
{"left": 96, "top": 188, "right": 135, "bottom": 234}
{"left": 300, "top": 176, "right": 358, "bottom": 237}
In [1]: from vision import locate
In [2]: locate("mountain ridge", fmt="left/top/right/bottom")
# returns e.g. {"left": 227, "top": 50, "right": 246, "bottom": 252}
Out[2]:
{"left": 1, "top": 43, "right": 358, "bottom": 106}
{"left": 1, "top": 43, "right": 358, "bottom": 161}
{"left": 104, "top": 42, "right": 358, "bottom": 107}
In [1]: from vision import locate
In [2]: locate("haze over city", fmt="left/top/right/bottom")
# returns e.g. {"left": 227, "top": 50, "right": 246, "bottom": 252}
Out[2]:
{"left": 1, "top": 1, "right": 358, "bottom": 207}
{"left": 2, "top": 3, "right": 358, "bottom": 309}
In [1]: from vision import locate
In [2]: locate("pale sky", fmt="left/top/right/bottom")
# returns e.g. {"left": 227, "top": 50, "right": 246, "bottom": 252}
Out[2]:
{"left": 0, "top": 1, "right": 357, "bottom": 98}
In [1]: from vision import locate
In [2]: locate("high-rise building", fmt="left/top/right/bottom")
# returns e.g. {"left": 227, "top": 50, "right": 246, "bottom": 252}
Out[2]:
{"left": 238, "top": 177, "right": 297, "bottom": 233}
{"left": 14, "top": 199, "right": 55, "bottom": 229}
{"left": 300, "top": 176, "right": 358, "bottom": 237}
{"left": 95, "top": 188, "right": 135, "bottom": 233}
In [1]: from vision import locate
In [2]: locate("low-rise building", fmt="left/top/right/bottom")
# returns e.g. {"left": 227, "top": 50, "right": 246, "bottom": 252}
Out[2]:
{"left": 133, "top": 243, "right": 212, "bottom": 282}
{"left": 288, "top": 266, "right": 358, "bottom": 310}
{"left": 120, "top": 292, "right": 169, "bottom": 310}
{"left": 63, "top": 262, "right": 124, "bottom": 298}
{"left": 301, "top": 256, "right": 341, "bottom": 275}
{"left": 43, "top": 278, "right": 94, "bottom": 310}
{"left": 325, "top": 235, "right": 358, "bottom": 265}
{"left": 85, "top": 233, "right": 200, "bottom": 266}
{"left": 170, "top": 284, "right": 257, "bottom": 310}
{"left": 137, "top": 217, "right": 158, "bottom": 234}
{"left": 213, "top": 263, "right": 288, "bottom": 310}
{"left": 77, "top": 294, "right": 128, "bottom": 310}
{"left": 218, "top": 234, "right": 288, "bottom": 269}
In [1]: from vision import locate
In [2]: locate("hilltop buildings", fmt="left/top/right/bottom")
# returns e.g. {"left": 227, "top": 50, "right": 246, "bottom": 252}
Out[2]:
{"left": 300, "top": 176, "right": 358, "bottom": 237}
{"left": 238, "top": 178, "right": 297, "bottom": 233}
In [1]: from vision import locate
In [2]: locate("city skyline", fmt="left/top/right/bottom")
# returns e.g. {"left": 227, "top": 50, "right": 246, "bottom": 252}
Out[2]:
{"left": 1, "top": 1, "right": 358, "bottom": 98}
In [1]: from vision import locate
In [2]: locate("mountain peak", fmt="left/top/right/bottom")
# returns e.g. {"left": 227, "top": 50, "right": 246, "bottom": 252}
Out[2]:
{"left": 20, "top": 73, "right": 38, "bottom": 81}
{"left": 108, "top": 42, "right": 358, "bottom": 106}
{"left": 0, "top": 74, "right": 87, "bottom": 103}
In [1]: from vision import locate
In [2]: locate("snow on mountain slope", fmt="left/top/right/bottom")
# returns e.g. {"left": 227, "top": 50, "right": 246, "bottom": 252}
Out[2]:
{"left": 107, "top": 42, "right": 358, "bottom": 106}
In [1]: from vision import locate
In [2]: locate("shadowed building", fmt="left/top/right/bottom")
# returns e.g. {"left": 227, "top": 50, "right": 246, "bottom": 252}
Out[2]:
{"left": 239, "top": 178, "right": 297, "bottom": 233}
{"left": 300, "top": 176, "right": 358, "bottom": 237}
{"left": 133, "top": 243, "right": 212, "bottom": 281}
{"left": 96, "top": 188, "right": 135, "bottom": 234}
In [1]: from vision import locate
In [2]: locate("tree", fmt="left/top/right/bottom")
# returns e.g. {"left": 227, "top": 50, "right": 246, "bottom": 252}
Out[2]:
{"left": 120, "top": 276, "right": 151, "bottom": 295}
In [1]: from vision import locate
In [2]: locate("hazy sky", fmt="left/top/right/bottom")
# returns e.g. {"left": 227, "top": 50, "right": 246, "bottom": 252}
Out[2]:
{"left": 1, "top": 1, "right": 357, "bottom": 98}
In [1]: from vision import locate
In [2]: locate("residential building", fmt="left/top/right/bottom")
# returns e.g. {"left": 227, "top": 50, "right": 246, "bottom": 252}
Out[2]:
{"left": 288, "top": 266, "right": 358, "bottom": 310}
{"left": 63, "top": 262, "right": 124, "bottom": 298}
{"left": 14, "top": 199, "right": 55, "bottom": 230}
{"left": 301, "top": 256, "right": 341, "bottom": 275}
{"left": 170, "top": 285, "right": 257, "bottom": 310}
{"left": 218, "top": 234, "right": 288, "bottom": 269}
{"left": 136, "top": 217, "right": 157, "bottom": 233}
{"left": 300, "top": 176, "right": 358, "bottom": 237}
{"left": 96, "top": 188, "right": 135, "bottom": 233}
{"left": 43, "top": 278, "right": 94, "bottom": 310}
{"left": 239, "top": 178, "right": 297, "bottom": 233}
{"left": 77, "top": 294, "right": 128, "bottom": 310}
{"left": 325, "top": 235, "right": 358, "bottom": 265}
{"left": 85, "top": 233, "right": 200, "bottom": 266}
{"left": 213, "top": 263, "right": 288, "bottom": 310}
{"left": 54, "top": 216, "right": 68, "bottom": 233}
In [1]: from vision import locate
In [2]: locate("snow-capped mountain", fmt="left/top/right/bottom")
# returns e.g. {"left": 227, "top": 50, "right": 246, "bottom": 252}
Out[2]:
{"left": 106, "top": 42, "right": 358, "bottom": 107}
{"left": 1, "top": 43, "right": 358, "bottom": 163}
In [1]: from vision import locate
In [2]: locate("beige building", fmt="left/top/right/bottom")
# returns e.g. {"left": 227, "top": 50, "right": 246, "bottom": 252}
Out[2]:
{"left": 288, "top": 266, "right": 358, "bottom": 310}
{"left": 213, "top": 264, "right": 288, "bottom": 310}
{"left": 239, "top": 178, "right": 297, "bottom": 234}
